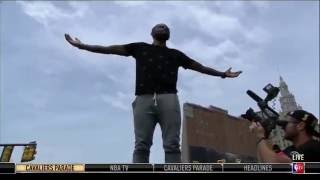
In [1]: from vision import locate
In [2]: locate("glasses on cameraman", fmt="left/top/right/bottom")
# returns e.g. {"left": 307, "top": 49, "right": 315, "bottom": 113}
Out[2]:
{"left": 277, "top": 118, "right": 300, "bottom": 129}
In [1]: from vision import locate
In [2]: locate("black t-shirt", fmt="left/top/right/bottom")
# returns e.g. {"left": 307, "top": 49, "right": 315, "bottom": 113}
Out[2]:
{"left": 124, "top": 42, "right": 196, "bottom": 95}
{"left": 282, "top": 140, "right": 320, "bottom": 162}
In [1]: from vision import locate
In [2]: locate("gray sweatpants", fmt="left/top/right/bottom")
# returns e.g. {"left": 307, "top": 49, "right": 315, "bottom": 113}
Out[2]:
{"left": 132, "top": 93, "right": 181, "bottom": 163}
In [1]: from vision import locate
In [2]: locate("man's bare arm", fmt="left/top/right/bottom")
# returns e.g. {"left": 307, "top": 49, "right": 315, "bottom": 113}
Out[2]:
{"left": 189, "top": 61, "right": 242, "bottom": 78}
{"left": 78, "top": 44, "right": 130, "bottom": 56}
{"left": 65, "top": 34, "right": 130, "bottom": 56}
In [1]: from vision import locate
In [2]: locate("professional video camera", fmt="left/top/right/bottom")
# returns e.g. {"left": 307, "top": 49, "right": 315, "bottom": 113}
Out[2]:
{"left": 241, "top": 83, "right": 280, "bottom": 138}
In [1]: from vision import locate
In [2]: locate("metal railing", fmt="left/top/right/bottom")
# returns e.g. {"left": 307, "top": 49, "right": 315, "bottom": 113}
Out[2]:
{"left": 0, "top": 141, "right": 37, "bottom": 162}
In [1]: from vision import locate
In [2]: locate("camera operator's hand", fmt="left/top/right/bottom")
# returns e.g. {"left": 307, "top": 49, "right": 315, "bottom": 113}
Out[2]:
{"left": 249, "top": 121, "right": 292, "bottom": 163}
{"left": 249, "top": 122, "right": 266, "bottom": 139}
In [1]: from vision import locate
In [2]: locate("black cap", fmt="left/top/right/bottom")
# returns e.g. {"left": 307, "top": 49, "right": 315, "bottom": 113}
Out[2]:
{"left": 277, "top": 110, "right": 319, "bottom": 136}
{"left": 286, "top": 110, "right": 318, "bottom": 127}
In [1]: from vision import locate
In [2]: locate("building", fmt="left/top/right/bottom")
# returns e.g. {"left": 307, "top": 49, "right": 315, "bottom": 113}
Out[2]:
{"left": 181, "top": 103, "right": 258, "bottom": 163}
{"left": 269, "top": 76, "right": 302, "bottom": 149}
{"left": 279, "top": 76, "right": 302, "bottom": 113}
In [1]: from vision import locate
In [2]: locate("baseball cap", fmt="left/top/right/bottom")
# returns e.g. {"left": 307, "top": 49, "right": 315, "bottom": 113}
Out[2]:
{"left": 277, "top": 110, "right": 319, "bottom": 135}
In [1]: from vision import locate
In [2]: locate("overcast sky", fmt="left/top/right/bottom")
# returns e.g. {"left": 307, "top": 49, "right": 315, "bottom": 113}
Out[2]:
{"left": 0, "top": 1, "right": 318, "bottom": 163}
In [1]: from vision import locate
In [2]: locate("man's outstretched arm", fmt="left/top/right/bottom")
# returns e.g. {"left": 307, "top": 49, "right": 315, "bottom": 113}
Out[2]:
{"left": 65, "top": 34, "right": 130, "bottom": 56}
{"left": 189, "top": 61, "right": 242, "bottom": 78}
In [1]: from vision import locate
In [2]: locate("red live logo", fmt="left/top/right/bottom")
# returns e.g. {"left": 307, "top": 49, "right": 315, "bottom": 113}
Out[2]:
{"left": 292, "top": 163, "right": 305, "bottom": 174}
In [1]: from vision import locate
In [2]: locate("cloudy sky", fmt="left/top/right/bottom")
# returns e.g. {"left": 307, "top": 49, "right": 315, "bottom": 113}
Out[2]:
{"left": 0, "top": 1, "right": 318, "bottom": 163}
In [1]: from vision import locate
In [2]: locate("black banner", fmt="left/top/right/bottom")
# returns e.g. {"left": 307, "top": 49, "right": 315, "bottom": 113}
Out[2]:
{"left": 85, "top": 164, "right": 153, "bottom": 172}
{"left": 0, "top": 163, "right": 15, "bottom": 173}
{"left": 1, "top": 163, "right": 319, "bottom": 174}
{"left": 154, "top": 164, "right": 223, "bottom": 172}
{"left": 305, "top": 163, "right": 320, "bottom": 173}
{"left": 223, "top": 163, "right": 291, "bottom": 173}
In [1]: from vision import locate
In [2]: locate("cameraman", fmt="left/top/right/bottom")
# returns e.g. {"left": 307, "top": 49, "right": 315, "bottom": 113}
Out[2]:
{"left": 249, "top": 110, "right": 320, "bottom": 162}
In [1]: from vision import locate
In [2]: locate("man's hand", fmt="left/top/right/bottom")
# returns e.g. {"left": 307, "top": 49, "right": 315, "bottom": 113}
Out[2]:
{"left": 249, "top": 122, "right": 266, "bottom": 139}
{"left": 224, "top": 67, "right": 242, "bottom": 78}
{"left": 65, "top": 34, "right": 83, "bottom": 48}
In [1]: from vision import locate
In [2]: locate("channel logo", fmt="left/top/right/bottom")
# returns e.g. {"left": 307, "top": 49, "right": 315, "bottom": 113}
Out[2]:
{"left": 292, "top": 162, "right": 305, "bottom": 174}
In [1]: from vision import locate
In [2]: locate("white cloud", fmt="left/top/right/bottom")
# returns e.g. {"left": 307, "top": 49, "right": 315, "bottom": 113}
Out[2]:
{"left": 16, "top": 88, "right": 50, "bottom": 110}
{"left": 179, "top": 76, "right": 223, "bottom": 104}
{"left": 174, "top": 37, "right": 244, "bottom": 70}
{"left": 17, "top": 1, "right": 89, "bottom": 27}
{"left": 245, "top": 26, "right": 271, "bottom": 44}
{"left": 159, "top": 4, "right": 271, "bottom": 45}
{"left": 107, "top": 74, "right": 120, "bottom": 83}
{"left": 100, "top": 92, "right": 131, "bottom": 111}
{"left": 212, "top": 1, "right": 246, "bottom": 17}
{"left": 249, "top": 1, "right": 270, "bottom": 12}
{"left": 113, "top": 1, "right": 148, "bottom": 7}
{"left": 179, "top": 6, "right": 244, "bottom": 39}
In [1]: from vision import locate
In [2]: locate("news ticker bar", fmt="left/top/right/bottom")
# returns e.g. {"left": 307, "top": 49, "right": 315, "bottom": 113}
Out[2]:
{"left": 0, "top": 163, "right": 319, "bottom": 173}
